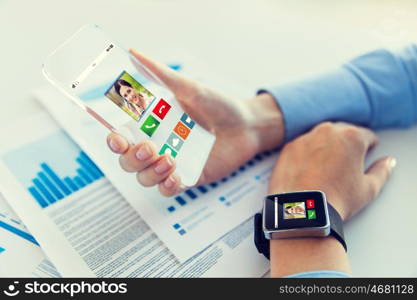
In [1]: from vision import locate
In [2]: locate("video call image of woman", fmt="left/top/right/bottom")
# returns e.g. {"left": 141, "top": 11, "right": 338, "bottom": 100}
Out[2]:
{"left": 114, "top": 79, "right": 150, "bottom": 117}
{"left": 105, "top": 71, "right": 155, "bottom": 121}
{"left": 284, "top": 203, "right": 306, "bottom": 219}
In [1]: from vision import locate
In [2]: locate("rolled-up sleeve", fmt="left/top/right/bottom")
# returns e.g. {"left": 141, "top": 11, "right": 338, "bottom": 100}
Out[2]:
{"left": 260, "top": 45, "right": 417, "bottom": 142}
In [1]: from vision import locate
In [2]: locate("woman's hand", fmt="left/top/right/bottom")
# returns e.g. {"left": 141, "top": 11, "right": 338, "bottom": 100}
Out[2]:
{"left": 107, "top": 49, "right": 284, "bottom": 196}
{"left": 269, "top": 122, "right": 396, "bottom": 220}
{"left": 268, "top": 122, "right": 396, "bottom": 277}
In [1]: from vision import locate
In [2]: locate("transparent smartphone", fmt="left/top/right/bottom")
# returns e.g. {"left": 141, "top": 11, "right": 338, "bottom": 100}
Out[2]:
{"left": 42, "top": 24, "right": 215, "bottom": 187}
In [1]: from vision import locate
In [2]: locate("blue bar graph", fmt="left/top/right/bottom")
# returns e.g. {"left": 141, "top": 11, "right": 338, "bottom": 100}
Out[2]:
{"left": 74, "top": 176, "right": 86, "bottom": 188}
{"left": 28, "top": 187, "right": 48, "bottom": 208}
{"left": 26, "top": 151, "right": 104, "bottom": 209}
{"left": 64, "top": 177, "right": 79, "bottom": 192}
{"left": 38, "top": 172, "right": 64, "bottom": 200}
{"left": 2, "top": 131, "right": 106, "bottom": 210}
{"left": 41, "top": 163, "right": 71, "bottom": 196}
{"left": 76, "top": 157, "right": 100, "bottom": 180}
{"left": 77, "top": 168, "right": 92, "bottom": 184}
{"left": 80, "top": 151, "right": 104, "bottom": 177}
{"left": 33, "top": 178, "right": 56, "bottom": 204}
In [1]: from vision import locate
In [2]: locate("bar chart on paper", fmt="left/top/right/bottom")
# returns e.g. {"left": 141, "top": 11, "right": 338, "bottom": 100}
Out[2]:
{"left": 2, "top": 130, "right": 104, "bottom": 209}
{"left": 27, "top": 151, "right": 104, "bottom": 208}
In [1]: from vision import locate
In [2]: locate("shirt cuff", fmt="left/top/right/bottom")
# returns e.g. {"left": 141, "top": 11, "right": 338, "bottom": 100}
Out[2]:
{"left": 285, "top": 270, "right": 351, "bottom": 278}
{"left": 259, "top": 67, "right": 371, "bottom": 142}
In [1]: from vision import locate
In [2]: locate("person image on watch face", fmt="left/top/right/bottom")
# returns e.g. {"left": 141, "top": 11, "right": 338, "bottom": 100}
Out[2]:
{"left": 283, "top": 202, "right": 306, "bottom": 219}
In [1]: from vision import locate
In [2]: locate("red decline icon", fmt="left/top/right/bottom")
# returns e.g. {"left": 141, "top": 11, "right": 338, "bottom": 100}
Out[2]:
{"left": 306, "top": 199, "right": 315, "bottom": 209}
{"left": 153, "top": 98, "right": 171, "bottom": 120}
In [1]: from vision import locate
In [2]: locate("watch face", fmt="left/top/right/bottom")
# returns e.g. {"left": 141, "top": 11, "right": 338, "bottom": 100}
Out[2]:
{"left": 263, "top": 191, "right": 329, "bottom": 231}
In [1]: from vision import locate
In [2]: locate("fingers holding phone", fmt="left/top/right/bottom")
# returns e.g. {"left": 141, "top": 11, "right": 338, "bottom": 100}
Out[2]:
{"left": 107, "top": 132, "right": 181, "bottom": 195}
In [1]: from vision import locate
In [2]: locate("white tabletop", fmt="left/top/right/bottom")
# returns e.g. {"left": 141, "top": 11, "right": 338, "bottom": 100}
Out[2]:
{"left": 1, "top": 0, "right": 416, "bottom": 277}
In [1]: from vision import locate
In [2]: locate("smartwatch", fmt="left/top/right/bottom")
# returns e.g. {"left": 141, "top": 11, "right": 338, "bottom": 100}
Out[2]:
{"left": 254, "top": 190, "right": 346, "bottom": 260}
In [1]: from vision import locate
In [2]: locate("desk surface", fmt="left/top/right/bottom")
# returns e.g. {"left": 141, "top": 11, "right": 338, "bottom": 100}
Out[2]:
{"left": 1, "top": 0, "right": 416, "bottom": 276}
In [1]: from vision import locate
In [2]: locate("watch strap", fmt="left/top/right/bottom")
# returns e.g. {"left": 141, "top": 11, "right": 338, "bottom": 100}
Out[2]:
{"left": 327, "top": 203, "right": 347, "bottom": 252}
{"left": 254, "top": 213, "right": 270, "bottom": 259}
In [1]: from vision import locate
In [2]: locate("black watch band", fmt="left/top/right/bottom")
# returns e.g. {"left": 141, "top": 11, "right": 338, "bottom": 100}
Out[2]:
{"left": 254, "top": 213, "right": 271, "bottom": 259}
{"left": 326, "top": 204, "right": 347, "bottom": 252}
{"left": 254, "top": 203, "right": 346, "bottom": 260}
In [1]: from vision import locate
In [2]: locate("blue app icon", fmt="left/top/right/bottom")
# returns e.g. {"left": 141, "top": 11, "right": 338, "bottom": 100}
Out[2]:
{"left": 180, "top": 113, "right": 195, "bottom": 129}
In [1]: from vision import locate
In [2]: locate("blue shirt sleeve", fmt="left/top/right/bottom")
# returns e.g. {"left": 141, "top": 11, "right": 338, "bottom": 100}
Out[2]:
{"left": 261, "top": 45, "right": 417, "bottom": 142}
{"left": 285, "top": 270, "right": 351, "bottom": 278}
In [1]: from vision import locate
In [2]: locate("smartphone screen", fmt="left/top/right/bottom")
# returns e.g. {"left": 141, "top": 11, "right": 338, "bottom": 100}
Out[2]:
{"left": 42, "top": 24, "right": 215, "bottom": 186}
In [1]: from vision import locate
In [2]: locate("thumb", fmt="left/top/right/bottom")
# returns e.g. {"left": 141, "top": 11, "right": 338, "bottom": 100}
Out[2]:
{"left": 365, "top": 156, "right": 396, "bottom": 199}
{"left": 129, "top": 49, "right": 196, "bottom": 97}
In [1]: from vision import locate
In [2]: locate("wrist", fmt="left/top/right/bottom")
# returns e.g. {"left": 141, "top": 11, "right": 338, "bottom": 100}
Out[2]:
{"left": 324, "top": 193, "right": 350, "bottom": 221}
{"left": 270, "top": 236, "right": 350, "bottom": 277}
{"left": 245, "top": 93, "right": 285, "bottom": 153}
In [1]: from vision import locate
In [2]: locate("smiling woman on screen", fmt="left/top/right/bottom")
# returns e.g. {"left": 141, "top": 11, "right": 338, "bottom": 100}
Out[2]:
{"left": 114, "top": 79, "right": 150, "bottom": 116}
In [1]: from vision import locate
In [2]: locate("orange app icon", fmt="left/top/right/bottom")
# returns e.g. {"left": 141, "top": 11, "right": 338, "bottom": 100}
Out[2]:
{"left": 174, "top": 122, "right": 191, "bottom": 140}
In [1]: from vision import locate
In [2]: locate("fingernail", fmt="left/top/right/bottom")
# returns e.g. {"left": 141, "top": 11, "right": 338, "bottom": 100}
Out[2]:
{"left": 389, "top": 157, "right": 397, "bottom": 170}
{"left": 136, "top": 144, "right": 152, "bottom": 161}
{"left": 155, "top": 157, "right": 173, "bottom": 174}
{"left": 109, "top": 138, "right": 120, "bottom": 152}
{"left": 164, "top": 175, "right": 176, "bottom": 189}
